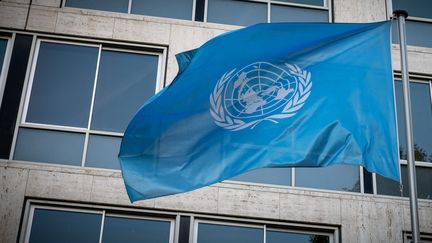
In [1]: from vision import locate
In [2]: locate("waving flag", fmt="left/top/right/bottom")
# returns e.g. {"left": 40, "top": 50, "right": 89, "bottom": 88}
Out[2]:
{"left": 119, "top": 21, "right": 399, "bottom": 202}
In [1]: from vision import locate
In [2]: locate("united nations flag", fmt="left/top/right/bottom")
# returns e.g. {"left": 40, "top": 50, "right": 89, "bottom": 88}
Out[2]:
{"left": 119, "top": 21, "right": 399, "bottom": 202}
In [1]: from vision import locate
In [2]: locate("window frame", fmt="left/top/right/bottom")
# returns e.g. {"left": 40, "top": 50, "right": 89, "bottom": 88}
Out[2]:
{"left": 192, "top": 218, "right": 337, "bottom": 243}
{"left": 8, "top": 35, "right": 167, "bottom": 170}
{"left": 0, "top": 33, "right": 14, "bottom": 109}
{"left": 62, "top": 0, "right": 196, "bottom": 21}
{"left": 373, "top": 77, "right": 432, "bottom": 199}
{"left": 21, "top": 200, "right": 176, "bottom": 243}
{"left": 62, "top": 0, "right": 332, "bottom": 23}
{"left": 204, "top": 0, "right": 332, "bottom": 25}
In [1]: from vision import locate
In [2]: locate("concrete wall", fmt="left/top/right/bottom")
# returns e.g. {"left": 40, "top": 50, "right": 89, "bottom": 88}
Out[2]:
{"left": 1, "top": 0, "right": 431, "bottom": 242}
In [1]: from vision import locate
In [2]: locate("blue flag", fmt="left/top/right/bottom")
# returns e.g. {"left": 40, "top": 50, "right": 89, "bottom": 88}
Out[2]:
{"left": 119, "top": 21, "right": 399, "bottom": 202}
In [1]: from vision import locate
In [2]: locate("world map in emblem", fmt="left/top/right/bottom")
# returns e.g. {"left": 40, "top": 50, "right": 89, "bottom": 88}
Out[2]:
{"left": 210, "top": 62, "right": 312, "bottom": 131}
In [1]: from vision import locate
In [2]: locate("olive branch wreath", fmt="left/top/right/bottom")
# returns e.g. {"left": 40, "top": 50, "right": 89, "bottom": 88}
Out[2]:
{"left": 209, "top": 64, "right": 312, "bottom": 131}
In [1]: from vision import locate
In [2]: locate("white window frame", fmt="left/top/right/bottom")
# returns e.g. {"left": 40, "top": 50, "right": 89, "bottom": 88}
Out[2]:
{"left": 0, "top": 34, "right": 14, "bottom": 109}
{"left": 372, "top": 77, "right": 432, "bottom": 200}
{"left": 204, "top": 0, "right": 332, "bottom": 24}
{"left": 192, "top": 218, "right": 337, "bottom": 243}
{"left": 62, "top": 0, "right": 331, "bottom": 23}
{"left": 21, "top": 200, "right": 176, "bottom": 243}
{"left": 403, "top": 232, "right": 432, "bottom": 243}
{"left": 9, "top": 35, "right": 167, "bottom": 170}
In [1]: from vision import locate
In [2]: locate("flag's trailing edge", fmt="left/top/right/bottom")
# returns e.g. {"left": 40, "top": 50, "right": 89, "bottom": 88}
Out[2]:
{"left": 119, "top": 21, "right": 399, "bottom": 202}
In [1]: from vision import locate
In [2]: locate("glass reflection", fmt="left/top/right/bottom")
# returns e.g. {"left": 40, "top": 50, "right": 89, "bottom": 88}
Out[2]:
{"left": 91, "top": 50, "right": 158, "bottom": 133}
{"left": 85, "top": 135, "right": 122, "bottom": 170}
{"left": 102, "top": 216, "right": 171, "bottom": 243}
{"left": 267, "top": 230, "right": 329, "bottom": 243}
{"left": 395, "top": 81, "right": 432, "bottom": 162}
{"left": 392, "top": 0, "right": 432, "bottom": 19}
{"left": 14, "top": 128, "right": 85, "bottom": 166}
{"left": 230, "top": 168, "right": 291, "bottom": 186}
{"left": 29, "top": 208, "right": 102, "bottom": 243}
{"left": 197, "top": 223, "right": 263, "bottom": 243}
{"left": 65, "top": 0, "right": 129, "bottom": 13}
{"left": 275, "top": 0, "right": 324, "bottom": 6}
{"left": 271, "top": 4, "right": 328, "bottom": 23}
{"left": 207, "top": 0, "right": 267, "bottom": 26}
{"left": 0, "top": 39, "right": 7, "bottom": 75}
{"left": 131, "top": 0, "right": 193, "bottom": 20}
{"left": 296, "top": 164, "right": 360, "bottom": 192}
{"left": 26, "top": 42, "right": 98, "bottom": 128}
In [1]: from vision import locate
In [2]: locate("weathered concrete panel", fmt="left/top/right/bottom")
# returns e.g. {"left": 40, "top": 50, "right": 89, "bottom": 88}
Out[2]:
{"left": 392, "top": 46, "right": 432, "bottom": 74}
{"left": 154, "top": 186, "right": 218, "bottom": 213}
{"left": 113, "top": 18, "right": 170, "bottom": 45}
{"left": 26, "top": 6, "right": 57, "bottom": 32}
{"left": 26, "top": 169, "right": 93, "bottom": 201}
{"left": 0, "top": 2, "right": 28, "bottom": 29}
{"left": 165, "top": 24, "right": 229, "bottom": 84}
{"left": 55, "top": 12, "right": 114, "bottom": 39}
{"left": 402, "top": 201, "right": 432, "bottom": 234}
{"left": 3, "top": 0, "right": 30, "bottom": 4}
{"left": 333, "top": 0, "right": 387, "bottom": 23}
{"left": 341, "top": 199, "right": 403, "bottom": 243}
{"left": 90, "top": 175, "right": 155, "bottom": 208}
{"left": 218, "top": 187, "right": 279, "bottom": 219}
{"left": 279, "top": 192, "right": 341, "bottom": 224}
{"left": 32, "top": 0, "right": 61, "bottom": 8}
{"left": 0, "top": 167, "right": 28, "bottom": 243}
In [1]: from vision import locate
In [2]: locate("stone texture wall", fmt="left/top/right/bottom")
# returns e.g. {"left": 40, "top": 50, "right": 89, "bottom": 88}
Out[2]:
{"left": 1, "top": 0, "right": 431, "bottom": 242}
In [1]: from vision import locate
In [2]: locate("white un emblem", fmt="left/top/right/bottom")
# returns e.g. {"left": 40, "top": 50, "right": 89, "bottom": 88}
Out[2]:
{"left": 210, "top": 62, "right": 312, "bottom": 131}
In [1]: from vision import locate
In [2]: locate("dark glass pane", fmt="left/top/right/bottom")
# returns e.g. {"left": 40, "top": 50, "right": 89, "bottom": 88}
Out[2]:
{"left": 0, "top": 34, "right": 33, "bottom": 159}
{"left": 26, "top": 42, "right": 98, "bottom": 128}
{"left": 65, "top": 0, "right": 129, "bottom": 13}
{"left": 14, "top": 128, "right": 85, "bottom": 166}
{"left": 392, "top": 20, "right": 432, "bottom": 48}
{"left": 197, "top": 223, "right": 263, "bottom": 243}
{"left": 131, "top": 0, "right": 193, "bottom": 20}
{"left": 179, "top": 216, "right": 190, "bottom": 243}
{"left": 392, "top": 0, "right": 432, "bottom": 19}
{"left": 207, "top": 0, "right": 267, "bottom": 26}
{"left": 380, "top": 165, "right": 432, "bottom": 199}
{"left": 267, "top": 230, "right": 329, "bottom": 243}
{"left": 0, "top": 39, "right": 7, "bottom": 76}
{"left": 91, "top": 50, "right": 158, "bottom": 133}
{"left": 29, "top": 208, "right": 101, "bottom": 243}
{"left": 395, "top": 81, "right": 432, "bottom": 163}
{"left": 85, "top": 135, "right": 122, "bottom": 170}
{"left": 195, "top": 0, "right": 206, "bottom": 21}
{"left": 363, "top": 168, "right": 373, "bottom": 194}
{"left": 102, "top": 216, "right": 171, "bottom": 243}
{"left": 274, "top": 0, "right": 324, "bottom": 6}
{"left": 376, "top": 165, "right": 407, "bottom": 197}
{"left": 415, "top": 166, "right": 432, "bottom": 199}
{"left": 271, "top": 4, "right": 328, "bottom": 22}
{"left": 296, "top": 164, "right": 360, "bottom": 192}
{"left": 230, "top": 168, "right": 291, "bottom": 186}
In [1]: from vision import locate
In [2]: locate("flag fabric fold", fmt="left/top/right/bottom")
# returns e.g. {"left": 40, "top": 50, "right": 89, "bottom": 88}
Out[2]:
{"left": 119, "top": 21, "right": 399, "bottom": 202}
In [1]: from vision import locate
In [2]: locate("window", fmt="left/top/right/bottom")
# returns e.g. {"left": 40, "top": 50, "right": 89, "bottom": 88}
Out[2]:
{"left": 64, "top": 0, "right": 194, "bottom": 20}
{"left": 377, "top": 79, "right": 432, "bottom": 200}
{"left": 403, "top": 232, "right": 432, "bottom": 243}
{"left": 12, "top": 39, "right": 163, "bottom": 170}
{"left": 391, "top": 0, "right": 432, "bottom": 48}
{"left": 207, "top": 0, "right": 330, "bottom": 26}
{"left": 63, "top": 0, "right": 330, "bottom": 24}
{"left": 25, "top": 205, "right": 175, "bottom": 243}
{"left": 193, "top": 220, "right": 335, "bottom": 243}
{"left": 0, "top": 36, "right": 11, "bottom": 108}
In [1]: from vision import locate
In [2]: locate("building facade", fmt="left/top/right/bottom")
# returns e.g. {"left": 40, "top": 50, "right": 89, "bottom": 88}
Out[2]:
{"left": 0, "top": 0, "right": 431, "bottom": 242}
